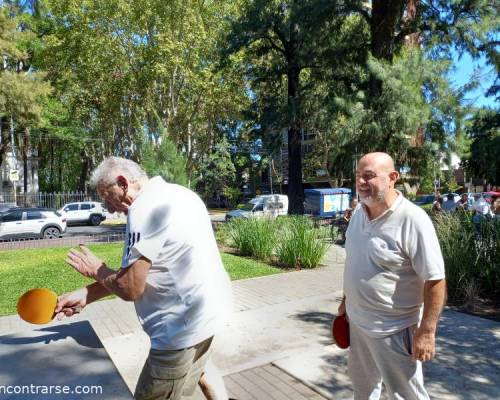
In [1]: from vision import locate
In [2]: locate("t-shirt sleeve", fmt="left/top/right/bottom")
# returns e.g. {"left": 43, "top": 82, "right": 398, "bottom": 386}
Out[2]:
{"left": 121, "top": 204, "right": 170, "bottom": 268}
{"left": 407, "top": 211, "right": 446, "bottom": 281}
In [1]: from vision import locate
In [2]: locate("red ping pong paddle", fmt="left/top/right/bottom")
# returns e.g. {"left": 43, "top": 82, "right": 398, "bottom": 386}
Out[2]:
{"left": 332, "top": 314, "right": 350, "bottom": 349}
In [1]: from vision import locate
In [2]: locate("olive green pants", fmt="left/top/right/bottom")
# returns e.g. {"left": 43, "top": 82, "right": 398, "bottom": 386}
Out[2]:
{"left": 134, "top": 336, "right": 213, "bottom": 400}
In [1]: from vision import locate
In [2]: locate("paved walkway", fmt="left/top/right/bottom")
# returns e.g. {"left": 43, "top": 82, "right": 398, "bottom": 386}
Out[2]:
{"left": 1, "top": 244, "right": 499, "bottom": 399}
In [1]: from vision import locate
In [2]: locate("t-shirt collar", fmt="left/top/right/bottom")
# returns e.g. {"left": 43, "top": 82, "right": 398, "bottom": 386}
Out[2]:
{"left": 130, "top": 176, "right": 165, "bottom": 209}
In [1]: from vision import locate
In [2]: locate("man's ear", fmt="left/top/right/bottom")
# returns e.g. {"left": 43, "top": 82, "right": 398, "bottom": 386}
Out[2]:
{"left": 116, "top": 175, "right": 128, "bottom": 190}
{"left": 389, "top": 171, "right": 400, "bottom": 183}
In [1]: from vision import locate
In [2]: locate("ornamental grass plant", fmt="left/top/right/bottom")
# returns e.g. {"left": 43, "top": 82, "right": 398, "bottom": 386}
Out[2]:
{"left": 227, "top": 217, "right": 277, "bottom": 260}
{"left": 224, "top": 216, "right": 329, "bottom": 268}
{"left": 434, "top": 212, "right": 500, "bottom": 305}
{"left": 275, "top": 216, "right": 330, "bottom": 268}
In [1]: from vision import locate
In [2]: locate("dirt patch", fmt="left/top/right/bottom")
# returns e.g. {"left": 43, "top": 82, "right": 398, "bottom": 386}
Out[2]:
{"left": 449, "top": 297, "right": 500, "bottom": 322}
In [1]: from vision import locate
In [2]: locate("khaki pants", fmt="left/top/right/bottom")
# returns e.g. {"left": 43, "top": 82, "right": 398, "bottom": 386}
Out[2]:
{"left": 134, "top": 336, "right": 213, "bottom": 400}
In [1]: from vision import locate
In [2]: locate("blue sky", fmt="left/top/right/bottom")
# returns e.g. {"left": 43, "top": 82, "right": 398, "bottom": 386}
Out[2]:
{"left": 450, "top": 52, "right": 498, "bottom": 109}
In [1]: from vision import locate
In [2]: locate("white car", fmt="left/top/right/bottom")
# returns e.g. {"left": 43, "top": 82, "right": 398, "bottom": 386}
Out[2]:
{"left": 0, "top": 208, "right": 66, "bottom": 239}
{"left": 58, "top": 201, "right": 107, "bottom": 226}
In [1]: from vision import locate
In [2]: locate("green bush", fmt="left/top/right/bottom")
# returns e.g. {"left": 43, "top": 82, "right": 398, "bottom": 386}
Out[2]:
{"left": 215, "top": 221, "right": 234, "bottom": 247}
{"left": 275, "top": 216, "right": 330, "bottom": 268}
{"left": 434, "top": 212, "right": 500, "bottom": 304}
{"left": 224, "top": 216, "right": 330, "bottom": 268}
{"left": 227, "top": 217, "right": 277, "bottom": 259}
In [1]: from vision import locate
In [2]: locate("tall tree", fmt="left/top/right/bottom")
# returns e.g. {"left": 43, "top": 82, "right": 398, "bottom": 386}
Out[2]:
{"left": 0, "top": 6, "right": 51, "bottom": 187}
{"left": 464, "top": 108, "right": 500, "bottom": 185}
{"left": 224, "top": 0, "right": 359, "bottom": 214}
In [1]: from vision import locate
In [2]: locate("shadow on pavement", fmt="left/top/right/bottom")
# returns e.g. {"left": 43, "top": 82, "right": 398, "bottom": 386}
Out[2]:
{"left": 289, "top": 308, "right": 500, "bottom": 400}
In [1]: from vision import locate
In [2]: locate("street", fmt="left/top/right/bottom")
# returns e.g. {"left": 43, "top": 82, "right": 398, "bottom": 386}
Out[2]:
{"left": 63, "top": 223, "right": 126, "bottom": 237}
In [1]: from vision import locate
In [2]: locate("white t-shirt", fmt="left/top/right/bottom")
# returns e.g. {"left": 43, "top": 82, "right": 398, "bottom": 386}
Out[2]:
{"left": 344, "top": 193, "right": 445, "bottom": 338}
{"left": 471, "top": 199, "right": 490, "bottom": 215}
{"left": 122, "top": 177, "right": 232, "bottom": 350}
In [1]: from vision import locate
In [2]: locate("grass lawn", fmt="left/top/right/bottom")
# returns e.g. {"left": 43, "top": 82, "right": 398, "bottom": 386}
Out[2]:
{"left": 0, "top": 243, "right": 283, "bottom": 316}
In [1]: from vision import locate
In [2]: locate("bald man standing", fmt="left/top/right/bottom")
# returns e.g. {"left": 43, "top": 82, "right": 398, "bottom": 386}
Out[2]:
{"left": 337, "top": 152, "right": 446, "bottom": 399}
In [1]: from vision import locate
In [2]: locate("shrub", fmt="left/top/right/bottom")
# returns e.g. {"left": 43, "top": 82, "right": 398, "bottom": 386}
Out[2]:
{"left": 275, "top": 216, "right": 330, "bottom": 268}
{"left": 434, "top": 212, "right": 500, "bottom": 304}
{"left": 215, "top": 221, "right": 234, "bottom": 247}
{"left": 227, "top": 217, "right": 277, "bottom": 259}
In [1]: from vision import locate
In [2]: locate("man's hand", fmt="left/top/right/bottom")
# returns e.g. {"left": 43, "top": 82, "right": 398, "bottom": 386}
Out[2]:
{"left": 338, "top": 296, "right": 346, "bottom": 316}
{"left": 54, "top": 288, "right": 88, "bottom": 320}
{"left": 411, "top": 328, "right": 436, "bottom": 362}
{"left": 66, "top": 245, "right": 105, "bottom": 279}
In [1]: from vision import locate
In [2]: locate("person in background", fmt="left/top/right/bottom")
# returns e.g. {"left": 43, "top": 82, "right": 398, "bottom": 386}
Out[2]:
{"left": 456, "top": 193, "right": 469, "bottom": 212}
{"left": 431, "top": 196, "right": 443, "bottom": 213}
{"left": 471, "top": 193, "right": 490, "bottom": 215}
{"left": 442, "top": 193, "right": 457, "bottom": 213}
{"left": 337, "top": 197, "right": 359, "bottom": 242}
{"left": 489, "top": 195, "right": 500, "bottom": 220}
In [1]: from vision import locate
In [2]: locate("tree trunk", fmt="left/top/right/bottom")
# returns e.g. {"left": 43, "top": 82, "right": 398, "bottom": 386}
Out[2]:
{"left": 369, "top": 0, "right": 405, "bottom": 97}
{"left": 78, "top": 150, "right": 89, "bottom": 191}
{"left": 0, "top": 117, "right": 11, "bottom": 170}
{"left": 403, "top": 0, "right": 421, "bottom": 49}
{"left": 22, "top": 127, "right": 30, "bottom": 203}
{"left": 287, "top": 64, "right": 304, "bottom": 215}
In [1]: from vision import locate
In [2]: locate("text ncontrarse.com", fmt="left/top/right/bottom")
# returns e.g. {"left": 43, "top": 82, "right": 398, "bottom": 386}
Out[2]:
{"left": 0, "top": 384, "right": 103, "bottom": 395}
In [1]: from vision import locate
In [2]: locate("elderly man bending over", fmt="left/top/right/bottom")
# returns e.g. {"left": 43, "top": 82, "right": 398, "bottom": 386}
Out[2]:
{"left": 56, "top": 157, "right": 232, "bottom": 400}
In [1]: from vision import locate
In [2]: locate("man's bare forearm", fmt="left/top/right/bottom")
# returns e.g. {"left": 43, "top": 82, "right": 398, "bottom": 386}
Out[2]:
{"left": 420, "top": 279, "right": 447, "bottom": 333}
{"left": 85, "top": 281, "right": 112, "bottom": 304}
{"left": 94, "top": 266, "right": 138, "bottom": 301}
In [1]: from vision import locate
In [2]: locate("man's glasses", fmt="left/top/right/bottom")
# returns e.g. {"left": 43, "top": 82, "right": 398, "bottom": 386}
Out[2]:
{"left": 355, "top": 172, "right": 380, "bottom": 182}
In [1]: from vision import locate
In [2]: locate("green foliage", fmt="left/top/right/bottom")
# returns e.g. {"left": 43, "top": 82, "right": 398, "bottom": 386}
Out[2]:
{"left": 225, "top": 216, "right": 329, "bottom": 268}
{"left": 434, "top": 213, "right": 500, "bottom": 304}
{"left": 227, "top": 217, "right": 277, "bottom": 259}
{"left": 275, "top": 216, "right": 329, "bottom": 268}
{"left": 464, "top": 108, "right": 500, "bottom": 185}
{"left": 197, "top": 137, "right": 237, "bottom": 202}
{"left": 223, "top": 186, "right": 242, "bottom": 208}
{"left": 0, "top": 8, "right": 52, "bottom": 137}
{"left": 220, "top": 252, "right": 282, "bottom": 281}
{"left": 142, "top": 136, "right": 189, "bottom": 187}
{"left": 31, "top": 0, "right": 248, "bottom": 190}
{"left": 443, "top": 174, "right": 461, "bottom": 193}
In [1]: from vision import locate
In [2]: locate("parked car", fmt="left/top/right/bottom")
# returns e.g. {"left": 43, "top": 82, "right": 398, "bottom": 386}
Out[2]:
{"left": 225, "top": 194, "right": 288, "bottom": 221}
{"left": 482, "top": 191, "right": 500, "bottom": 203}
{"left": 0, "top": 208, "right": 66, "bottom": 239}
{"left": 412, "top": 194, "right": 436, "bottom": 206}
{"left": 443, "top": 192, "right": 460, "bottom": 203}
{"left": 0, "top": 202, "right": 18, "bottom": 213}
{"left": 58, "top": 201, "right": 107, "bottom": 226}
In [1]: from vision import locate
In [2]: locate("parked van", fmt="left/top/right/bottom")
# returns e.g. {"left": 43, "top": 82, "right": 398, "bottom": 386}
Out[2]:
{"left": 225, "top": 194, "right": 288, "bottom": 221}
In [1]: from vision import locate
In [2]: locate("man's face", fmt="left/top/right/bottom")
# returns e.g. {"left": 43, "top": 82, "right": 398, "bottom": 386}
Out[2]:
{"left": 97, "top": 182, "right": 129, "bottom": 214}
{"left": 355, "top": 160, "right": 394, "bottom": 207}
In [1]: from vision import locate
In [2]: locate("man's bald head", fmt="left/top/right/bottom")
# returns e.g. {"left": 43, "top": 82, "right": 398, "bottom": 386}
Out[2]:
{"left": 358, "top": 152, "right": 396, "bottom": 173}
{"left": 356, "top": 152, "right": 399, "bottom": 211}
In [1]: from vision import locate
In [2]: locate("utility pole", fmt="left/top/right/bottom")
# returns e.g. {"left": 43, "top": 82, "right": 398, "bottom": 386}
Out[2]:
{"left": 269, "top": 158, "right": 273, "bottom": 194}
{"left": 352, "top": 147, "right": 360, "bottom": 199}
{"left": 10, "top": 116, "right": 17, "bottom": 204}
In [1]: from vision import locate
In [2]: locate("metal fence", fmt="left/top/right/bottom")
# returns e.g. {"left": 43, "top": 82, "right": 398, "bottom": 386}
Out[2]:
{"left": 0, "top": 191, "right": 100, "bottom": 209}
{"left": 0, "top": 231, "right": 126, "bottom": 251}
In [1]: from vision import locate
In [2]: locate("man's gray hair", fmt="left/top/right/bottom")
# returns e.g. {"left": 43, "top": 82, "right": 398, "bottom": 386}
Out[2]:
{"left": 90, "top": 157, "right": 148, "bottom": 187}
